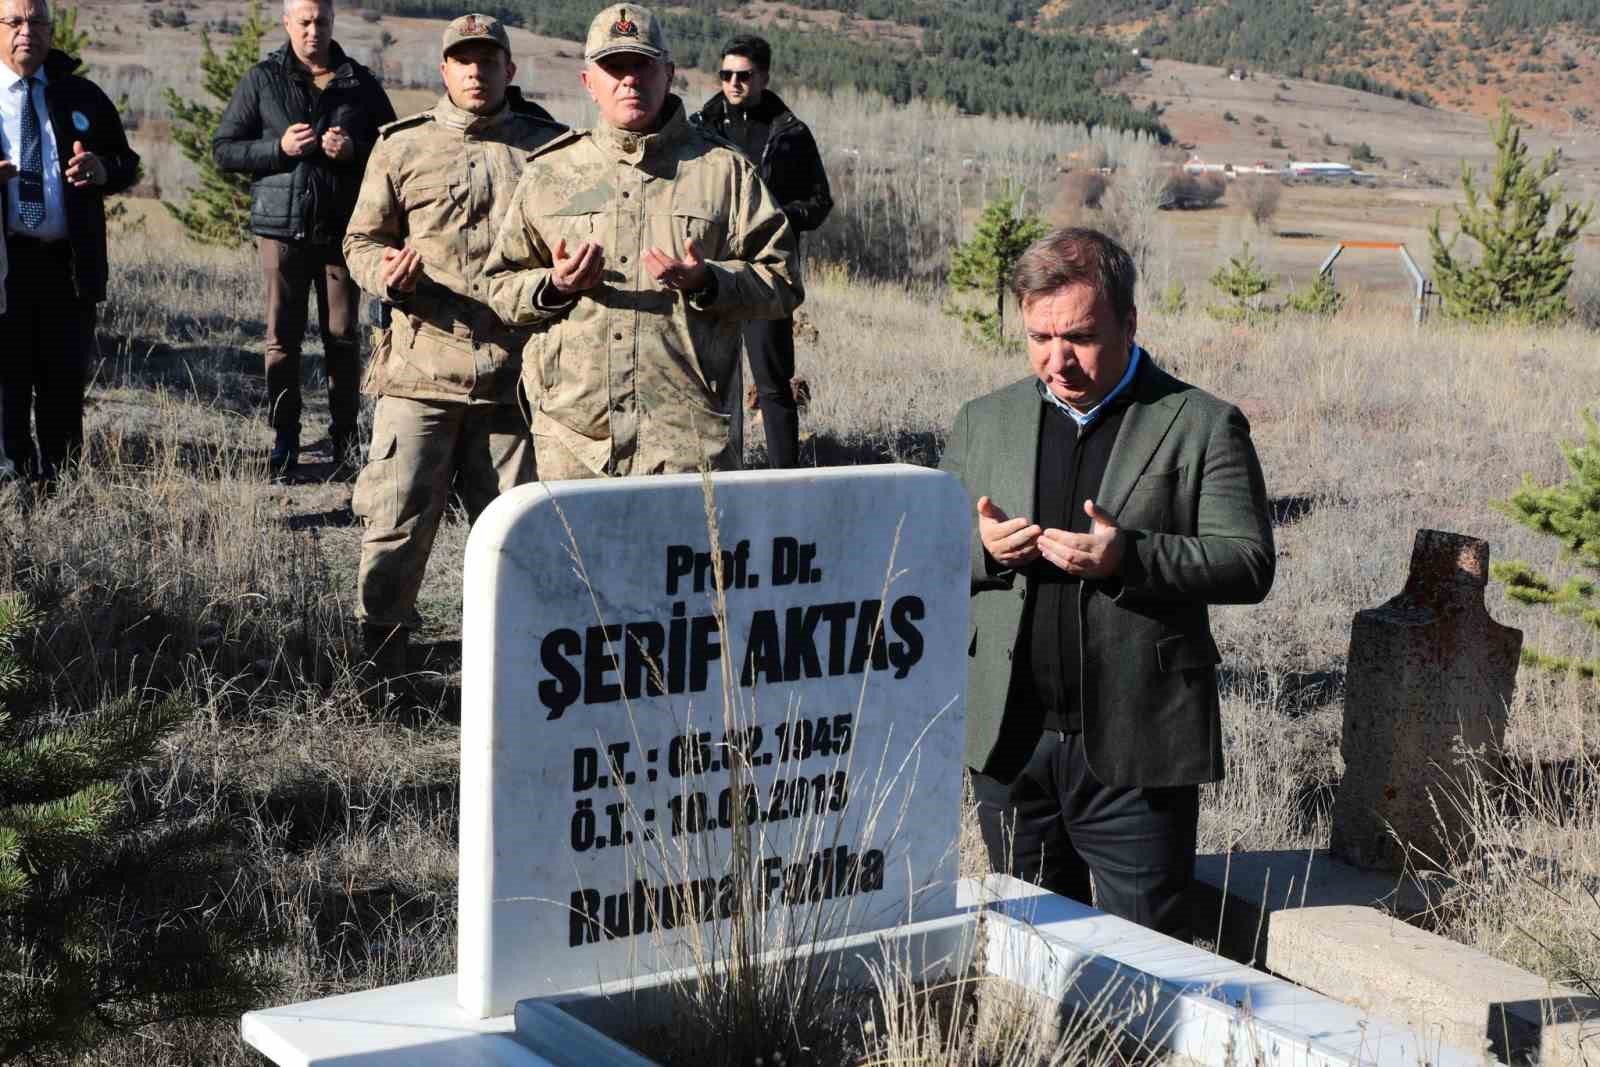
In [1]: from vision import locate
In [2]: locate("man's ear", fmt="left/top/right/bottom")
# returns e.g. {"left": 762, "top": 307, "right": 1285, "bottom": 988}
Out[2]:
{"left": 506, "top": 60, "right": 518, "bottom": 83}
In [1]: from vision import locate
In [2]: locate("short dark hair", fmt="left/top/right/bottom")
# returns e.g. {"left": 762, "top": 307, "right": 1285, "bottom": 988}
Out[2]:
{"left": 1010, "top": 227, "right": 1137, "bottom": 322}
{"left": 721, "top": 34, "right": 771, "bottom": 73}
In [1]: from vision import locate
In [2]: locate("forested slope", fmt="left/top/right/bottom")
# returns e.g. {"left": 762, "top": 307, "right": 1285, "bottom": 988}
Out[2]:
{"left": 1046, "top": 0, "right": 1600, "bottom": 123}
{"left": 360, "top": 0, "right": 1171, "bottom": 136}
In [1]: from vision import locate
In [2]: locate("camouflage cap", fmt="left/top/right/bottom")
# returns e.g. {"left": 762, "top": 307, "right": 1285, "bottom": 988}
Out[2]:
{"left": 441, "top": 13, "right": 511, "bottom": 58}
{"left": 584, "top": 4, "right": 667, "bottom": 62}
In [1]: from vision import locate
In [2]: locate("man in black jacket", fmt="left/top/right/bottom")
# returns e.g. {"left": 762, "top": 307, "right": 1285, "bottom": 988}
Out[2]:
{"left": 214, "top": 0, "right": 393, "bottom": 479}
{"left": 0, "top": 0, "right": 139, "bottom": 482}
{"left": 692, "top": 35, "right": 830, "bottom": 469}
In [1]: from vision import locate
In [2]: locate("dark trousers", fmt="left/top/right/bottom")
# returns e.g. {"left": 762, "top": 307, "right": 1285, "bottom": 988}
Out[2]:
{"left": 971, "top": 731, "right": 1200, "bottom": 941}
{"left": 259, "top": 237, "right": 360, "bottom": 437}
{"left": 0, "top": 242, "right": 95, "bottom": 482}
{"left": 743, "top": 316, "right": 799, "bottom": 469}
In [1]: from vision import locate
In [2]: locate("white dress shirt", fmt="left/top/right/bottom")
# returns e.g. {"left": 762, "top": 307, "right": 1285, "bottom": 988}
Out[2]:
{"left": 0, "top": 66, "right": 67, "bottom": 241}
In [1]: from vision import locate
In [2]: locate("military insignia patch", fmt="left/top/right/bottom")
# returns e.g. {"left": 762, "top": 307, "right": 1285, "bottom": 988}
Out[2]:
{"left": 462, "top": 14, "right": 484, "bottom": 34}
{"left": 613, "top": 9, "right": 637, "bottom": 36}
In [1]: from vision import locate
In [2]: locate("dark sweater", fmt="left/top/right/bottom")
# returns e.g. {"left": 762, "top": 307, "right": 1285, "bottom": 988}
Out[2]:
{"left": 1024, "top": 394, "right": 1131, "bottom": 734}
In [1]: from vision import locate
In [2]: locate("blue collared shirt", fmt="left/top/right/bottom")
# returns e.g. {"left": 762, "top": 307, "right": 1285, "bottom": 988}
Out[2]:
{"left": 1036, "top": 343, "right": 1145, "bottom": 430}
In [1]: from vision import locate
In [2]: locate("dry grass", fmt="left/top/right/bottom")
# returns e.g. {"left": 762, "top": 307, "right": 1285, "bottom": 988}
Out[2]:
{"left": 5, "top": 114, "right": 1597, "bottom": 1059}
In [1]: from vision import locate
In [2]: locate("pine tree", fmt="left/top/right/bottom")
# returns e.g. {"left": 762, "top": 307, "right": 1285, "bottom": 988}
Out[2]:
{"left": 161, "top": 0, "right": 265, "bottom": 246}
{"left": 1206, "top": 242, "right": 1275, "bottom": 322}
{"left": 1490, "top": 411, "right": 1600, "bottom": 679}
{"left": 1428, "top": 103, "right": 1593, "bottom": 325}
{"left": 51, "top": 5, "right": 91, "bottom": 64}
{"left": 1286, "top": 271, "right": 1345, "bottom": 316}
{"left": 0, "top": 594, "right": 274, "bottom": 1060}
{"left": 945, "top": 183, "right": 1049, "bottom": 346}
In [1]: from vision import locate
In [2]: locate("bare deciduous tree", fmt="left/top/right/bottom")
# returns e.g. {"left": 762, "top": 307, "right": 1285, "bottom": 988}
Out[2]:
{"left": 1237, "top": 175, "right": 1283, "bottom": 232}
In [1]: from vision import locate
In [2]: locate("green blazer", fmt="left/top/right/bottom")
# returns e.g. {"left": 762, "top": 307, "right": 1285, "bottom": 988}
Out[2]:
{"left": 938, "top": 357, "right": 1275, "bottom": 788}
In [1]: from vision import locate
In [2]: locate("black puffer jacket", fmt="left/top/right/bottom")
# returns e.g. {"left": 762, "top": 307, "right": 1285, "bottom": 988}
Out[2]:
{"left": 31, "top": 50, "right": 141, "bottom": 302}
{"left": 212, "top": 41, "right": 393, "bottom": 244}
{"left": 693, "top": 90, "right": 832, "bottom": 234}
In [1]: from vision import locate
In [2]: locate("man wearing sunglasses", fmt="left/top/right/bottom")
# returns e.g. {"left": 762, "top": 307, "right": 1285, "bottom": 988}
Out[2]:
{"left": 692, "top": 35, "right": 831, "bottom": 469}
{"left": 484, "top": 4, "right": 801, "bottom": 480}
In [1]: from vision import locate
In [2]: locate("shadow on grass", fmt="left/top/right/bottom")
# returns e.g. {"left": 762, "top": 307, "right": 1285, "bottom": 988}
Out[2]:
{"left": 287, "top": 505, "right": 359, "bottom": 531}
{"left": 97, "top": 334, "right": 267, "bottom": 416}
{"left": 1219, "top": 665, "right": 1344, "bottom": 717}
{"left": 1294, "top": 777, "right": 1337, "bottom": 833}
{"left": 801, "top": 429, "right": 943, "bottom": 469}
{"left": 1270, "top": 493, "right": 1319, "bottom": 527}
{"left": 1498, "top": 756, "right": 1600, "bottom": 824}
{"left": 246, "top": 778, "right": 461, "bottom": 853}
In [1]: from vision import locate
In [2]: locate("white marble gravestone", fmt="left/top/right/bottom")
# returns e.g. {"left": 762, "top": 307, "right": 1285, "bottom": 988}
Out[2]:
{"left": 457, "top": 465, "right": 970, "bottom": 1017}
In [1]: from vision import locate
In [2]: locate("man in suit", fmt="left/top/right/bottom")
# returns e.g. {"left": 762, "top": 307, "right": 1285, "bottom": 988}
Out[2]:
{"left": 0, "top": 0, "right": 139, "bottom": 483}
{"left": 939, "top": 227, "right": 1274, "bottom": 940}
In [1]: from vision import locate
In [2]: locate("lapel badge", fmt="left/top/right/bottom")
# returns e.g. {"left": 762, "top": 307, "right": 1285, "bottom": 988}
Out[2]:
{"left": 71, "top": 110, "right": 91, "bottom": 133}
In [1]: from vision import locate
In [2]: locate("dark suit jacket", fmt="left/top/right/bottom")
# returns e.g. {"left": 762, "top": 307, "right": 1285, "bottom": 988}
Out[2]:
{"left": 20, "top": 51, "right": 141, "bottom": 303}
{"left": 938, "top": 356, "right": 1275, "bottom": 788}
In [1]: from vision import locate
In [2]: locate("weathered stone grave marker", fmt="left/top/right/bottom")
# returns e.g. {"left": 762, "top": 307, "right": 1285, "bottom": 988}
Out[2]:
{"left": 1329, "top": 529, "right": 1522, "bottom": 871}
{"left": 457, "top": 466, "right": 971, "bottom": 1017}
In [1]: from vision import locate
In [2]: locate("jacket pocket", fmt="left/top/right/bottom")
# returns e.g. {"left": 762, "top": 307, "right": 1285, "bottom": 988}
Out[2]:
{"left": 673, "top": 208, "right": 726, "bottom": 260}
{"left": 1155, "top": 632, "right": 1221, "bottom": 673}
{"left": 351, "top": 431, "right": 399, "bottom": 523}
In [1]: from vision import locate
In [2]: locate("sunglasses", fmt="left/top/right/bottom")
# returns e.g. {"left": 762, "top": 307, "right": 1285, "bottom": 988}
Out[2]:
{"left": 718, "top": 69, "right": 755, "bottom": 83}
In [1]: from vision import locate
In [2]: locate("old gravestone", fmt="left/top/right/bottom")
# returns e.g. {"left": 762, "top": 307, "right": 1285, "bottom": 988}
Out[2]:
{"left": 457, "top": 466, "right": 970, "bottom": 1018}
{"left": 1329, "top": 529, "right": 1522, "bottom": 872}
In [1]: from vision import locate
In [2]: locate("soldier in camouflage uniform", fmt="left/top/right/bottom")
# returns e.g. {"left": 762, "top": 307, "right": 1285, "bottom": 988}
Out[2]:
{"left": 483, "top": 3, "right": 802, "bottom": 479}
{"left": 343, "top": 13, "right": 565, "bottom": 674}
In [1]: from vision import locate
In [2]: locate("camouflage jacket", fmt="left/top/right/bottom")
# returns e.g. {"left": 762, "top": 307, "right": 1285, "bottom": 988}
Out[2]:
{"left": 344, "top": 92, "right": 566, "bottom": 405}
{"left": 484, "top": 96, "right": 802, "bottom": 476}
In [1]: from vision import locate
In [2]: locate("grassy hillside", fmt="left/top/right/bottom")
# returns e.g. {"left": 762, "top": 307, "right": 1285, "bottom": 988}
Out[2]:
{"left": 1043, "top": 0, "right": 1600, "bottom": 128}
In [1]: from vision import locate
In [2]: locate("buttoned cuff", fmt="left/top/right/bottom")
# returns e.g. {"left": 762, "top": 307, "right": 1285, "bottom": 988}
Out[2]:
{"left": 686, "top": 263, "right": 728, "bottom": 312}
{"left": 529, "top": 274, "right": 578, "bottom": 314}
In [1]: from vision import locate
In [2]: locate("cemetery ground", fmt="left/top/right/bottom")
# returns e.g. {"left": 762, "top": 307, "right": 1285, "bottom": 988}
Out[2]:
{"left": 2, "top": 216, "right": 1596, "bottom": 1064}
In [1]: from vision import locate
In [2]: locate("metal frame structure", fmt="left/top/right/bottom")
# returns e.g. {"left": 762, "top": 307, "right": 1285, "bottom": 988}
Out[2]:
{"left": 1317, "top": 241, "right": 1434, "bottom": 325}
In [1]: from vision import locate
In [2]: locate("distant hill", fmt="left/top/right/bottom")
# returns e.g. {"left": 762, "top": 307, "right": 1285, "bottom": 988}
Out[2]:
{"left": 1041, "top": 0, "right": 1600, "bottom": 129}
{"left": 359, "top": 0, "right": 1170, "bottom": 137}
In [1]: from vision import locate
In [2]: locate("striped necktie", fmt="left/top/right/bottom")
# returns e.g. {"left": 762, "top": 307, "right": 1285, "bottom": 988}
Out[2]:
{"left": 17, "top": 75, "right": 46, "bottom": 230}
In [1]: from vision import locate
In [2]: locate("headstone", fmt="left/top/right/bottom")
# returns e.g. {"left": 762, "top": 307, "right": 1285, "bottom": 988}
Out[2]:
{"left": 1329, "top": 529, "right": 1522, "bottom": 871}
{"left": 457, "top": 466, "right": 970, "bottom": 1017}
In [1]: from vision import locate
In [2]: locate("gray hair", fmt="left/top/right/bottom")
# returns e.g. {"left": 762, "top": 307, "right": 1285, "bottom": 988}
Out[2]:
{"left": 283, "top": 0, "right": 332, "bottom": 16}
{"left": 1011, "top": 227, "right": 1137, "bottom": 322}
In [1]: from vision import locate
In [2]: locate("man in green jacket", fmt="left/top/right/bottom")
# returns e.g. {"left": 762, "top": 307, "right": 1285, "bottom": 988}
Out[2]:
{"left": 939, "top": 227, "right": 1274, "bottom": 940}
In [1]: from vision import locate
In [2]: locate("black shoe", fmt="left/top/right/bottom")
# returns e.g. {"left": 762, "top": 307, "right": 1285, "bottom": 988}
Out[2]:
{"left": 269, "top": 428, "right": 299, "bottom": 481}
{"left": 330, "top": 428, "right": 362, "bottom": 476}
{"left": 358, "top": 623, "right": 411, "bottom": 709}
